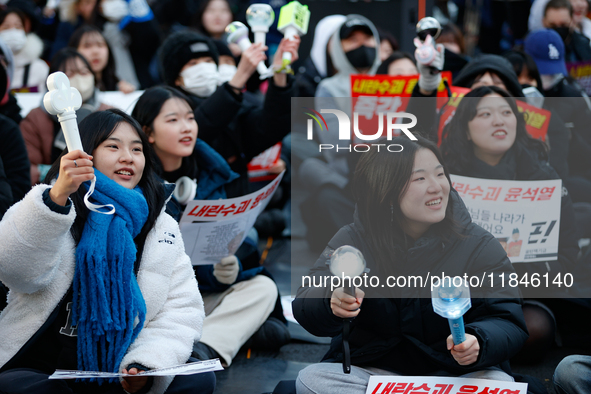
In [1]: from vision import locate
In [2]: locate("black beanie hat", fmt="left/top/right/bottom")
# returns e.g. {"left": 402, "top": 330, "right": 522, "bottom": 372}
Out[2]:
{"left": 454, "top": 54, "right": 524, "bottom": 97}
{"left": 212, "top": 39, "right": 234, "bottom": 59}
{"left": 159, "top": 30, "right": 219, "bottom": 87}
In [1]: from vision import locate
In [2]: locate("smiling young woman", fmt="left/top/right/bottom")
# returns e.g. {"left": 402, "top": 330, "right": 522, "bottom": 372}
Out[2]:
{"left": 132, "top": 87, "right": 289, "bottom": 367}
{"left": 440, "top": 85, "right": 581, "bottom": 363}
{"left": 0, "top": 109, "right": 215, "bottom": 394}
{"left": 293, "top": 135, "right": 527, "bottom": 394}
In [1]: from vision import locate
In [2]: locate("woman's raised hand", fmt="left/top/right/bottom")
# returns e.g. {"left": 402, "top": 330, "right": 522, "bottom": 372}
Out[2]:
{"left": 330, "top": 287, "right": 364, "bottom": 319}
{"left": 49, "top": 150, "right": 94, "bottom": 206}
{"left": 230, "top": 43, "right": 267, "bottom": 89}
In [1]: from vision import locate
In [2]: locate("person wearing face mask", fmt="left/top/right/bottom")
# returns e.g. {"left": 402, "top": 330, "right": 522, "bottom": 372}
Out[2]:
{"left": 52, "top": 0, "right": 159, "bottom": 88}
{"left": 20, "top": 48, "right": 111, "bottom": 185}
{"left": 310, "top": 15, "right": 381, "bottom": 178}
{"left": 315, "top": 15, "right": 381, "bottom": 99}
{"left": 212, "top": 39, "right": 237, "bottom": 86}
{"left": 525, "top": 29, "right": 591, "bottom": 211}
{"left": 0, "top": 9, "right": 49, "bottom": 94}
{"left": 0, "top": 38, "right": 24, "bottom": 125}
{"left": 542, "top": 0, "right": 591, "bottom": 62}
{"left": 159, "top": 30, "right": 299, "bottom": 198}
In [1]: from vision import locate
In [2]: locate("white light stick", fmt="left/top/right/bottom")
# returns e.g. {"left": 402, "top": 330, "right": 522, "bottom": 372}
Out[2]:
{"left": 277, "top": 1, "right": 309, "bottom": 70}
{"left": 44, "top": 72, "right": 83, "bottom": 152}
{"left": 225, "top": 21, "right": 271, "bottom": 79}
{"left": 43, "top": 72, "right": 114, "bottom": 215}
{"left": 246, "top": 4, "right": 275, "bottom": 46}
{"left": 329, "top": 245, "right": 366, "bottom": 375}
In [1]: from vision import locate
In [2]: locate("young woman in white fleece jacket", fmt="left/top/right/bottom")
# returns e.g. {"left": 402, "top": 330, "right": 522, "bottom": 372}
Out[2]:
{"left": 0, "top": 109, "right": 215, "bottom": 394}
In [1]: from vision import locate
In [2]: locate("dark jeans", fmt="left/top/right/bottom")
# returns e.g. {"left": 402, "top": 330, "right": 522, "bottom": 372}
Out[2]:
{"left": 0, "top": 364, "right": 216, "bottom": 394}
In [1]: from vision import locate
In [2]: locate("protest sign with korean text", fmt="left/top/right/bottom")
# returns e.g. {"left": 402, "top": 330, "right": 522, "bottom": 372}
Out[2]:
{"left": 179, "top": 172, "right": 284, "bottom": 264}
{"left": 365, "top": 376, "right": 527, "bottom": 394}
{"left": 451, "top": 175, "right": 561, "bottom": 263}
{"left": 350, "top": 72, "right": 452, "bottom": 141}
{"left": 247, "top": 143, "right": 282, "bottom": 182}
{"left": 567, "top": 60, "right": 591, "bottom": 96}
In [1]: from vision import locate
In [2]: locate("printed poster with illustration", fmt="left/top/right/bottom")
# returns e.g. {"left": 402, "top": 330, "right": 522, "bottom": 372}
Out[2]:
{"left": 365, "top": 376, "right": 527, "bottom": 394}
{"left": 450, "top": 175, "right": 561, "bottom": 263}
{"left": 179, "top": 172, "right": 284, "bottom": 264}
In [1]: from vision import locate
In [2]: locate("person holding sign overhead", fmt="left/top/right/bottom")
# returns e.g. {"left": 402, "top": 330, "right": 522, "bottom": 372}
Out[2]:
{"left": 294, "top": 135, "right": 533, "bottom": 394}
{"left": 0, "top": 109, "right": 215, "bottom": 394}
{"left": 439, "top": 85, "right": 582, "bottom": 363}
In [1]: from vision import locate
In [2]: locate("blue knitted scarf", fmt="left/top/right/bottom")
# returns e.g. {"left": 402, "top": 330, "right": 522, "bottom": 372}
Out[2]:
{"left": 72, "top": 170, "right": 148, "bottom": 375}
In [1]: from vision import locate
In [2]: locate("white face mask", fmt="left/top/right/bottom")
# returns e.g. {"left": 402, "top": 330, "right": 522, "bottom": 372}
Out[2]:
{"left": 70, "top": 74, "right": 95, "bottom": 102}
{"left": 217, "top": 64, "right": 237, "bottom": 85}
{"left": 101, "top": 0, "right": 129, "bottom": 22}
{"left": 180, "top": 62, "right": 220, "bottom": 97}
{"left": 540, "top": 73, "right": 563, "bottom": 91}
{"left": 0, "top": 29, "right": 27, "bottom": 53}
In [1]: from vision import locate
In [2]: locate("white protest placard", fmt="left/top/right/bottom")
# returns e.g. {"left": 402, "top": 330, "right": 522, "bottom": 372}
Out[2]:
{"left": 49, "top": 359, "right": 223, "bottom": 379}
{"left": 450, "top": 175, "right": 562, "bottom": 263}
{"left": 179, "top": 172, "right": 284, "bottom": 265}
{"left": 365, "top": 376, "right": 527, "bottom": 394}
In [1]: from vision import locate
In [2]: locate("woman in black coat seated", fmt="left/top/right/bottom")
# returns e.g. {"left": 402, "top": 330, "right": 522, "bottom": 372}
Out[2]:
{"left": 293, "top": 134, "right": 528, "bottom": 394}
{"left": 440, "top": 85, "right": 584, "bottom": 362}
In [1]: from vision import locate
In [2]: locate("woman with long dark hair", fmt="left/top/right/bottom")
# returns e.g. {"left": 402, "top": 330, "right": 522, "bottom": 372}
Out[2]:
{"left": 0, "top": 109, "right": 215, "bottom": 394}
{"left": 440, "top": 85, "right": 582, "bottom": 363}
{"left": 21, "top": 48, "right": 111, "bottom": 186}
{"left": 131, "top": 86, "right": 289, "bottom": 367}
{"left": 294, "top": 135, "right": 528, "bottom": 394}
{"left": 68, "top": 24, "right": 135, "bottom": 93}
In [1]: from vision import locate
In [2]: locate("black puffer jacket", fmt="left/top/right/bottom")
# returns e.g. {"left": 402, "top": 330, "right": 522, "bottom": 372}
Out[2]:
{"left": 543, "top": 78, "right": 591, "bottom": 181}
{"left": 0, "top": 156, "right": 12, "bottom": 219}
{"left": 188, "top": 80, "right": 294, "bottom": 198}
{"left": 0, "top": 114, "right": 30, "bottom": 207}
{"left": 293, "top": 191, "right": 528, "bottom": 376}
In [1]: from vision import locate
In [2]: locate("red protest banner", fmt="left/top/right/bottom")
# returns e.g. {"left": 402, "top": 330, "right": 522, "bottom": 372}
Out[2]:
{"left": 247, "top": 143, "right": 282, "bottom": 182}
{"left": 567, "top": 60, "right": 591, "bottom": 96}
{"left": 350, "top": 72, "right": 452, "bottom": 141}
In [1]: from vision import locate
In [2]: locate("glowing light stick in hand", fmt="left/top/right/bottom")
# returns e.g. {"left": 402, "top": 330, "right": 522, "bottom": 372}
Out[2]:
{"left": 43, "top": 72, "right": 114, "bottom": 214}
{"left": 225, "top": 21, "right": 271, "bottom": 79}
{"left": 432, "top": 277, "right": 471, "bottom": 345}
{"left": 277, "top": 1, "right": 309, "bottom": 72}
{"left": 329, "top": 245, "right": 366, "bottom": 374}
{"left": 246, "top": 4, "right": 275, "bottom": 46}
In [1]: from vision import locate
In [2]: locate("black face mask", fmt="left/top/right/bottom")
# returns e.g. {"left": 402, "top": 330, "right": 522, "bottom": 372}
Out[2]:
{"left": 345, "top": 45, "right": 376, "bottom": 70}
{"left": 552, "top": 27, "right": 571, "bottom": 42}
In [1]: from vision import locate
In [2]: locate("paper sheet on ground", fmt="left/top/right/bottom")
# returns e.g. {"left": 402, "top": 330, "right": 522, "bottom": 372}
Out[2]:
{"left": 49, "top": 359, "right": 223, "bottom": 379}
{"left": 180, "top": 172, "right": 284, "bottom": 265}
